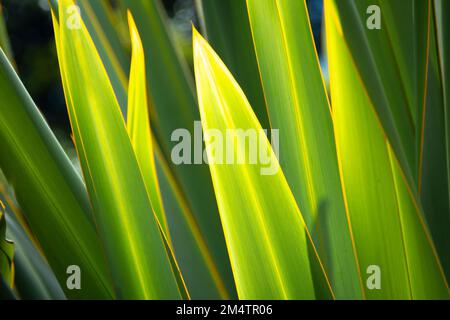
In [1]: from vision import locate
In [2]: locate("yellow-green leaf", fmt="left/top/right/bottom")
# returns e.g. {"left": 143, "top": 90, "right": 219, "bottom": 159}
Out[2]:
{"left": 196, "top": 0, "right": 270, "bottom": 130}
{"left": 0, "top": 46, "right": 112, "bottom": 299}
{"left": 193, "top": 28, "right": 331, "bottom": 299}
{"left": 331, "top": 0, "right": 430, "bottom": 187}
{"left": 424, "top": 0, "right": 450, "bottom": 281}
{"left": 121, "top": 0, "right": 237, "bottom": 296}
{"left": 126, "top": 11, "right": 169, "bottom": 238}
{"left": 53, "top": 0, "right": 180, "bottom": 299}
{"left": 325, "top": 0, "right": 448, "bottom": 299}
{"left": 246, "top": 0, "right": 362, "bottom": 299}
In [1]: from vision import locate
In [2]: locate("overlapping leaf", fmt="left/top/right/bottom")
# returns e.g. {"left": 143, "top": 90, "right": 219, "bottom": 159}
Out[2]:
{"left": 246, "top": 0, "right": 362, "bottom": 299}
{"left": 325, "top": 0, "right": 448, "bottom": 299}
{"left": 120, "top": 0, "right": 237, "bottom": 298}
{"left": 126, "top": 11, "right": 169, "bottom": 238}
{"left": 196, "top": 0, "right": 269, "bottom": 130}
{"left": 53, "top": 0, "right": 180, "bottom": 299}
{"left": 332, "top": 0, "right": 430, "bottom": 188}
{"left": 193, "top": 29, "right": 332, "bottom": 299}
{"left": 416, "top": 0, "right": 450, "bottom": 281}
{"left": 52, "top": 0, "right": 235, "bottom": 298}
{"left": 0, "top": 48, "right": 113, "bottom": 299}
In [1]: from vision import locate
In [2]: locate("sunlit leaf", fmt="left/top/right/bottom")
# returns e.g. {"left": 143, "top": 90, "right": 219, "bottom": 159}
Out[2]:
{"left": 193, "top": 29, "right": 332, "bottom": 299}
{"left": 0, "top": 47, "right": 113, "bottom": 299}
{"left": 121, "top": 0, "right": 237, "bottom": 298}
{"left": 247, "top": 0, "right": 362, "bottom": 299}
{"left": 126, "top": 11, "right": 169, "bottom": 238}
{"left": 53, "top": 0, "right": 180, "bottom": 299}
{"left": 419, "top": 0, "right": 450, "bottom": 281}
{"left": 331, "top": 0, "right": 430, "bottom": 187}
{"left": 196, "top": 0, "right": 269, "bottom": 130}
{"left": 325, "top": 0, "right": 448, "bottom": 299}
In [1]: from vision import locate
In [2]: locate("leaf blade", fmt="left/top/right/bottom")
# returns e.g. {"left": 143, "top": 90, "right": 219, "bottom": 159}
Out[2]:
{"left": 193, "top": 29, "right": 331, "bottom": 299}
{"left": 126, "top": 11, "right": 169, "bottom": 238}
{"left": 0, "top": 45, "right": 113, "bottom": 299}
{"left": 54, "top": 0, "right": 180, "bottom": 299}
{"left": 325, "top": 0, "right": 448, "bottom": 298}
{"left": 246, "top": 0, "right": 362, "bottom": 299}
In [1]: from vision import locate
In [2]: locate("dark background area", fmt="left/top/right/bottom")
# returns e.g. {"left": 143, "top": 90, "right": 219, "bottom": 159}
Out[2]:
{"left": 0, "top": 0, "right": 323, "bottom": 135}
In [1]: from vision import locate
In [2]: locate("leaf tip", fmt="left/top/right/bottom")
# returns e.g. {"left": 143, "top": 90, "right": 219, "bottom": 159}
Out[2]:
{"left": 192, "top": 26, "right": 211, "bottom": 69}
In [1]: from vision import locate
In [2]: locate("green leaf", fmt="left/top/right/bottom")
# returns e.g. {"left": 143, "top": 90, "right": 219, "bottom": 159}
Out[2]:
{"left": 126, "top": 10, "right": 231, "bottom": 298}
{"left": 434, "top": 2, "right": 450, "bottom": 197}
{"left": 50, "top": 0, "right": 129, "bottom": 114}
{"left": 77, "top": 0, "right": 129, "bottom": 114}
{"left": 56, "top": 0, "right": 235, "bottom": 298}
{"left": 125, "top": 16, "right": 190, "bottom": 298}
{"left": 325, "top": 0, "right": 448, "bottom": 298}
{"left": 196, "top": 0, "right": 270, "bottom": 130}
{"left": 121, "top": 0, "right": 237, "bottom": 298}
{"left": 154, "top": 142, "right": 230, "bottom": 299}
{"left": 53, "top": 0, "right": 180, "bottom": 299}
{"left": 126, "top": 11, "right": 169, "bottom": 238}
{"left": 193, "top": 28, "right": 332, "bottom": 299}
{"left": 1, "top": 181, "right": 64, "bottom": 299}
{"left": 418, "top": 0, "right": 450, "bottom": 281}
{"left": 331, "top": 0, "right": 430, "bottom": 187}
{"left": 246, "top": 0, "right": 362, "bottom": 299}
{"left": 0, "top": 47, "right": 113, "bottom": 299}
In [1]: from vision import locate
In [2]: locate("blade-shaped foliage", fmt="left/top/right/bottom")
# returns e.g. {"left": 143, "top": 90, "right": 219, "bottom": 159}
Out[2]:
{"left": 1, "top": 180, "right": 64, "bottom": 299}
{"left": 154, "top": 142, "right": 230, "bottom": 299}
{"left": 420, "top": 0, "right": 450, "bottom": 281}
{"left": 196, "top": 0, "right": 269, "bottom": 130}
{"left": 325, "top": 0, "right": 448, "bottom": 299}
{"left": 50, "top": 0, "right": 129, "bottom": 114}
{"left": 125, "top": 9, "right": 228, "bottom": 299}
{"left": 126, "top": 12, "right": 190, "bottom": 299}
{"left": 1, "top": 0, "right": 447, "bottom": 301}
{"left": 246, "top": 0, "right": 362, "bottom": 299}
{"left": 77, "top": 0, "right": 129, "bottom": 114}
{"left": 53, "top": 0, "right": 180, "bottom": 299}
{"left": 126, "top": 11, "right": 169, "bottom": 238}
{"left": 0, "top": 48, "right": 113, "bottom": 299}
{"left": 193, "top": 29, "right": 332, "bottom": 299}
{"left": 332, "top": 0, "right": 430, "bottom": 187}
{"left": 121, "top": 0, "right": 237, "bottom": 298}
{"left": 55, "top": 0, "right": 233, "bottom": 298}
{"left": 434, "top": 1, "right": 450, "bottom": 199}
